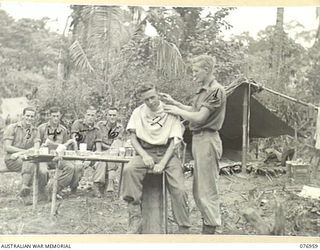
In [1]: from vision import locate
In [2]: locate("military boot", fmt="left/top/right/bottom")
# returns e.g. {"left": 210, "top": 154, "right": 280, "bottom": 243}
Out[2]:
{"left": 127, "top": 203, "right": 142, "bottom": 234}
{"left": 92, "top": 182, "right": 104, "bottom": 198}
{"left": 177, "top": 226, "right": 190, "bottom": 234}
{"left": 202, "top": 224, "right": 217, "bottom": 234}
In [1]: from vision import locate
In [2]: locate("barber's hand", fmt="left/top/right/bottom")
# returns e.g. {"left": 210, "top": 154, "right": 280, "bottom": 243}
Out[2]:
{"left": 163, "top": 104, "right": 180, "bottom": 116}
{"left": 152, "top": 162, "right": 166, "bottom": 174}
{"left": 160, "top": 93, "right": 177, "bottom": 104}
{"left": 142, "top": 154, "right": 155, "bottom": 169}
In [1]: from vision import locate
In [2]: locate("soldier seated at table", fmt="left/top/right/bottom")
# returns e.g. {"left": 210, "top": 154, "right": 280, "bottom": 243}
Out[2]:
{"left": 37, "top": 109, "right": 50, "bottom": 127}
{"left": 3, "top": 107, "right": 48, "bottom": 205}
{"left": 120, "top": 83, "right": 191, "bottom": 234}
{"left": 36, "top": 106, "right": 81, "bottom": 198}
{"left": 71, "top": 106, "right": 102, "bottom": 197}
{"left": 95, "top": 107, "right": 124, "bottom": 194}
{"left": 60, "top": 112, "right": 74, "bottom": 135}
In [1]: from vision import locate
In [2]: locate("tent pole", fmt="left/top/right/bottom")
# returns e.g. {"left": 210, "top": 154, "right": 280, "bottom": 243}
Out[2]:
{"left": 293, "top": 122, "right": 298, "bottom": 160}
{"left": 242, "top": 84, "right": 250, "bottom": 172}
{"left": 249, "top": 81, "right": 319, "bottom": 110}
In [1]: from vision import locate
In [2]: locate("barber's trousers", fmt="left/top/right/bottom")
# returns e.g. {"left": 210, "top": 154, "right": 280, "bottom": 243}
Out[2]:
{"left": 192, "top": 131, "right": 223, "bottom": 227}
{"left": 121, "top": 148, "right": 191, "bottom": 227}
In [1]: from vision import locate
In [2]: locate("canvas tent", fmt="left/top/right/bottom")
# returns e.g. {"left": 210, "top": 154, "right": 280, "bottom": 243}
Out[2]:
{"left": 221, "top": 81, "right": 295, "bottom": 151}
{"left": 183, "top": 80, "right": 298, "bottom": 165}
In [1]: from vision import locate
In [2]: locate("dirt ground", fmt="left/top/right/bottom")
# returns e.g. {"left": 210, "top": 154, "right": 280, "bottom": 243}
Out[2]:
{"left": 0, "top": 158, "right": 319, "bottom": 236}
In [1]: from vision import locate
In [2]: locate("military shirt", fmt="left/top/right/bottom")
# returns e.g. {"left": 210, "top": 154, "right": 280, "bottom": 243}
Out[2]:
{"left": 97, "top": 121, "right": 124, "bottom": 146}
{"left": 36, "top": 122, "right": 70, "bottom": 150}
{"left": 189, "top": 81, "right": 226, "bottom": 132}
{"left": 3, "top": 121, "right": 38, "bottom": 157}
{"left": 71, "top": 119, "right": 102, "bottom": 151}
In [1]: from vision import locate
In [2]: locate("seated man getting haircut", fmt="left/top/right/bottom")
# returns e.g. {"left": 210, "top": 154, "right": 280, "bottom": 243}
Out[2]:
{"left": 120, "top": 83, "right": 190, "bottom": 234}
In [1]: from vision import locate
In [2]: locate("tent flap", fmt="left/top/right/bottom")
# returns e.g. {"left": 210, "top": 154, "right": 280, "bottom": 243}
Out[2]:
{"left": 221, "top": 83, "right": 295, "bottom": 150}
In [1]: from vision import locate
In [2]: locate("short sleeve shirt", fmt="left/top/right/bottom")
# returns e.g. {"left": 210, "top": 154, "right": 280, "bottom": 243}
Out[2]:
{"left": 36, "top": 122, "right": 70, "bottom": 150}
{"left": 71, "top": 119, "right": 102, "bottom": 151}
{"left": 3, "top": 121, "right": 38, "bottom": 157}
{"left": 189, "top": 81, "right": 227, "bottom": 132}
{"left": 97, "top": 121, "right": 124, "bottom": 146}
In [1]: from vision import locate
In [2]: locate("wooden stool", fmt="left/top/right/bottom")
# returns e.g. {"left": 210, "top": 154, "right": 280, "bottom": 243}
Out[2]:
{"left": 118, "top": 166, "right": 168, "bottom": 234}
{"left": 141, "top": 173, "right": 167, "bottom": 234}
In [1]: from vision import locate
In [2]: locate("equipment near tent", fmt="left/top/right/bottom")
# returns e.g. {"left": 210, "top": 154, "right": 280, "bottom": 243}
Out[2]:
{"left": 183, "top": 80, "right": 300, "bottom": 170}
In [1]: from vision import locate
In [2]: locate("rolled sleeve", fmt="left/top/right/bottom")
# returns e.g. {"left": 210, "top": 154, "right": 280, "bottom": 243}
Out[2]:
{"left": 3, "top": 124, "right": 15, "bottom": 141}
{"left": 200, "top": 88, "right": 224, "bottom": 111}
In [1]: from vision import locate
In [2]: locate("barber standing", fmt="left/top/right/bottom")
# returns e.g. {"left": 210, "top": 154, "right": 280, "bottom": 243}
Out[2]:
{"left": 162, "top": 55, "right": 226, "bottom": 234}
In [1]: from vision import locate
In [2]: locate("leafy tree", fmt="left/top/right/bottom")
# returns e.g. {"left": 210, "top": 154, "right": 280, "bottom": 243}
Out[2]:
{"left": 0, "top": 10, "right": 64, "bottom": 102}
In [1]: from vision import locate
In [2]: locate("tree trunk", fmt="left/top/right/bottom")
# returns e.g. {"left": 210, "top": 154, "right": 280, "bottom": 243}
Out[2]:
{"left": 314, "top": 7, "right": 320, "bottom": 46}
{"left": 272, "top": 7, "right": 284, "bottom": 88}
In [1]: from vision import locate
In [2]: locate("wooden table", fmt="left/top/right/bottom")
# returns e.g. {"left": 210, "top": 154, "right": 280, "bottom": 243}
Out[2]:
{"left": 24, "top": 153, "right": 168, "bottom": 233}
{"left": 24, "top": 153, "right": 131, "bottom": 213}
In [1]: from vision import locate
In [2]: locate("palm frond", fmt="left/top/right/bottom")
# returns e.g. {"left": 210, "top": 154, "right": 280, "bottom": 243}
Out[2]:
{"left": 128, "top": 6, "right": 147, "bottom": 24}
{"left": 153, "top": 37, "right": 186, "bottom": 79}
{"left": 83, "top": 6, "right": 133, "bottom": 54}
{"left": 69, "top": 40, "right": 95, "bottom": 73}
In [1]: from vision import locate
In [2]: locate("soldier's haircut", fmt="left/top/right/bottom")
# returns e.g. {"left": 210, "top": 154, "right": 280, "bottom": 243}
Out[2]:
{"left": 108, "top": 107, "right": 118, "bottom": 112}
{"left": 86, "top": 106, "right": 97, "bottom": 113}
{"left": 136, "top": 83, "right": 156, "bottom": 96}
{"left": 23, "top": 107, "right": 36, "bottom": 115}
{"left": 192, "top": 55, "right": 216, "bottom": 74}
{"left": 49, "top": 106, "right": 61, "bottom": 114}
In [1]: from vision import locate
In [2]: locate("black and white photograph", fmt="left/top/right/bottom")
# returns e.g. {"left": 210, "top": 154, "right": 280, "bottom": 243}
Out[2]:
{"left": 0, "top": 1, "right": 319, "bottom": 238}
